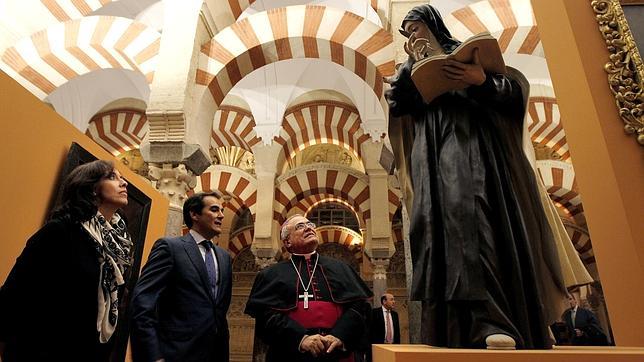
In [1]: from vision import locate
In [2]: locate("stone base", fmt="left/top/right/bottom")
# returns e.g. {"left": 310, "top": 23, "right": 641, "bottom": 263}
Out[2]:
{"left": 372, "top": 344, "right": 644, "bottom": 362}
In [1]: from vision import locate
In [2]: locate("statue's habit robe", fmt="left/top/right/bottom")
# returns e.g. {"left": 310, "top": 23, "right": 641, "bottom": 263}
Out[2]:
{"left": 245, "top": 253, "right": 372, "bottom": 362}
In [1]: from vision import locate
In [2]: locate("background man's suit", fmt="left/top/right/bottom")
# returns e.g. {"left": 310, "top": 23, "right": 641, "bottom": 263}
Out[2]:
{"left": 562, "top": 307, "right": 607, "bottom": 346}
{"left": 131, "top": 233, "right": 232, "bottom": 361}
{"left": 371, "top": 307, "right": 400, "bottom": 344}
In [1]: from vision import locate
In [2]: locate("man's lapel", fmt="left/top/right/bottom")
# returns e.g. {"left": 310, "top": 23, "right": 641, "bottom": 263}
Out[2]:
{"left": 182, "top": 233, "right": 216, "bottom": 304}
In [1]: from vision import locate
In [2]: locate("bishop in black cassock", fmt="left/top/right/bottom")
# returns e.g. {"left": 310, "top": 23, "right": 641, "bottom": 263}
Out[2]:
{"left": 245, "top": 215, "right": 372, "bottom": 362}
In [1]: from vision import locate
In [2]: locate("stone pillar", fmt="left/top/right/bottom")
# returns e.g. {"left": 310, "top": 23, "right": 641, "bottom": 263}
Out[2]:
{"left": 249, "top": 144, "right": 283, "bottom": 266}
{"left": 148, "top": 163, "right": 197, "bottom": 236}
{"left": 218, "top": 194, "right": 233, "bottom": 249}
{"left": 362, "top": 140, "right": 396, "bottom": 306}
{"left": 140, "top": 0, "right": 212, "bottom": 176}
{"left": 362, "top": 141, "right": 392, "bottom": 240}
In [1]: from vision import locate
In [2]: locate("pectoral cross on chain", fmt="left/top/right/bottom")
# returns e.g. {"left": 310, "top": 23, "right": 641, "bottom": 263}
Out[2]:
{"left": 299, "top": 291, "right": 312, "bottom": 309}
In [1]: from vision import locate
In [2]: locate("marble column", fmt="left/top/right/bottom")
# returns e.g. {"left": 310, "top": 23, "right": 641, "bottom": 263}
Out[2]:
{"left": 249, "top": 143, "right": 283, "bottom": 267}
{"left": 140, "top": 0, "right": 211, "bottom": 176}
{"left": 148, "top": 163, "right": 197, "bottom": 237}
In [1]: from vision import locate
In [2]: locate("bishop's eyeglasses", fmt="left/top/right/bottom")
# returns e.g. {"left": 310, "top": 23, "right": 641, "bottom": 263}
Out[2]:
{"left": 293, "top": 221, "right": 316, "bottom": 231}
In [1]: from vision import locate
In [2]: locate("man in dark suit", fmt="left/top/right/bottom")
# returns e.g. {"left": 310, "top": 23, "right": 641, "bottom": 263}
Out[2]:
{"left": 131, "top": 191, "right": 233, "bottom": 362}
{"left": 562, "top": 294, "right": 607, "bottom": 346}
{"left": 371, "top": 293, "right": 400, "bottom": 345}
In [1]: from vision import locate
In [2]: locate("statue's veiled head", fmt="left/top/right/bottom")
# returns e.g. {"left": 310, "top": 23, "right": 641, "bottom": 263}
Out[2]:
{"left": 400, "top": 4, "right": 461, "bottom": 54}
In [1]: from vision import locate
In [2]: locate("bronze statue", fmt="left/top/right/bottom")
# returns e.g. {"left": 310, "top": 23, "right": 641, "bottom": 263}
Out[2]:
{"left": 386, "top": 4, "right": 567, "bottom": 349}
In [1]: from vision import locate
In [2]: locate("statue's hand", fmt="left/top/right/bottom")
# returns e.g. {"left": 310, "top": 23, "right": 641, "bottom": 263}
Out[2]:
{"left": 442, "top": 48, "right": 486, "bottom": 86}
{"left": 405, "top": 38, "right": 433, "bottom": 62}
{"left": 403, "top": 40, "right": 416, "bottom": 62}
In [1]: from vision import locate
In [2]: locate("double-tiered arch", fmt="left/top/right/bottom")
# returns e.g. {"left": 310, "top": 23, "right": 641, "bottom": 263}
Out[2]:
{"left": 537, "top": 160, "right": 585, "bottom": 225}
{"left": 85, "top": 109, "right": 148, "bottom": 156}
{"left": 444, "top": 0, "right": 542, "bottom": 56}
{"left": 191, "top": 5, "right": 394, "bottom": 145}
{"left": 193, "top": 165, "right": 258, "bottom": 219}
{"left": 211, "top": 105, "right": 262, "bottom": 151}
{"left": 1, "top": 16, "right": 160, "bottom": 99}
{"left": 527, "top": 96, "right": 571, "bottom": 161}
{"left": 274, "top": 101, "right": 370, "bottom": 171}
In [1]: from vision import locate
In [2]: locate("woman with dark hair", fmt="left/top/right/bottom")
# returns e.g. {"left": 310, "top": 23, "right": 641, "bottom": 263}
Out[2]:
{"left": 0, "top": 160, "right": 133, "bottom": 361}
{"left": 387, "top": 4, "right": 566, "bottom": 349}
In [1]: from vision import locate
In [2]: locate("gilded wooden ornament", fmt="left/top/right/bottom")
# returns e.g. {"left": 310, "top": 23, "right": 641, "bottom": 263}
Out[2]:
{"left": 591, "top": 0, "right": 644, "bottom": 146}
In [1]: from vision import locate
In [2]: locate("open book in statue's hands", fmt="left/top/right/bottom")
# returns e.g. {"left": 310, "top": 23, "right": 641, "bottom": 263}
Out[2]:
{"left": 409, "top": 32, "right": 507, "bottom": 103}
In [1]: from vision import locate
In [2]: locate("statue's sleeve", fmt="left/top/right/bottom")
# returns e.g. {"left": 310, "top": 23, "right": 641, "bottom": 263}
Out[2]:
{"left": 467, "top": 72, "right": 524, "bottom": 111}
{"left": 386, "top": 59, "right": 423, "bottom": 117}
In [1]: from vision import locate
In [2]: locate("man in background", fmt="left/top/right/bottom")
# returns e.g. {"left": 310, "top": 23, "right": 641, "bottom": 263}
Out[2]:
{"left": 371, "top": 293, "right": 400, "bottom": 345}
{"left": 562, "top": 294, "right": 607, "bottom": 346}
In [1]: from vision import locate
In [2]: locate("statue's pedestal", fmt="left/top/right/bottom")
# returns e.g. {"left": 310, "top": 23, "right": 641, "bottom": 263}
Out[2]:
{"left": 373, "top": 344, "right": 644, "bottom": 362}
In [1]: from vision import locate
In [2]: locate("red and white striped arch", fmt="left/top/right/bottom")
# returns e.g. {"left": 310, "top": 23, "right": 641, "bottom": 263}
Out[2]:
{"left": 304, "top": 198, "right": 357, "bottom": 218}
{"left": 85, "top": 109, "right": 147, "bottom": 156}
{"left": 1, "top": 16, "right": 160, "bottom": 99}
{"left": 209, "top": 0, "right": 384, "bottom": 32}
{"left": 444, "top": 0, "right": 542, "bottom": 57}
{"left": 370, "top": 0, "right": 389, "bottom": 25}
{"left": 392, "top": 224, "right": 403, "bottom": 244}
{"left": 185, "top": 188, "right": 249, "bottom": 220}
{"left": 536, "top": 160, "right": 585, "bottom": 225}
{"left": 228, "top": 226, "right": 254, "bottom": 258}
{"left": 275, "top": 101, "right": 371, "bottom": 165}
{"left": 527, "top": 97, "right": 570, "bottom": 161}
{"left": 212, "top": 106, "right": 262, "bottom": 152}
{"left": 207, "top": 0, "right": 257, "bottom": 30}
{"left": 195, "top": 5, "right": 394, "bottom": 116}
{"left": 193, "top": 165, "right": 258, "bottom": 217}
{"left": 317, "top": 225, "right": 363, "bottom": 259}
{"left": 274, "top": 165, "right": 371, "bottom": 224}
{"left": 290, "top": 188, "right": 401, "bottom": 225}
{"left": 274, "top": 165, "right": 401, "bottom": 224}
{"left": 564, "top": 222, "right": 598, "bottom": 280}
{"left": 40, "top": 0, "right": 114, "bottom": 21}
{"left": 290, "top": 195, "right": 364, "bottom": 228}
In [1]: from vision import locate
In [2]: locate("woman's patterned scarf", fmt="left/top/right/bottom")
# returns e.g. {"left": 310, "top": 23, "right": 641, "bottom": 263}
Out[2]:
{"left": 82, "top": 212, "right": 133, "bottom": 343}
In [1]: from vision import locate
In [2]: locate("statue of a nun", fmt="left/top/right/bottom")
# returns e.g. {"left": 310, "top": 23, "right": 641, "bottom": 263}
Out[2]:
{"left": 386, "top": 4, "right": 579, "bottom": 349}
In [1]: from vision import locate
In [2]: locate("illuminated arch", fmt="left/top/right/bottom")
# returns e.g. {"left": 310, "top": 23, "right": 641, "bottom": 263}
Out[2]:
{"left": 275, "top": 101, "right": 370, "bottom": 169}
{"left": 444, "top": 0, "right": 543, "bottom": 57}
{"left": 193, "top": 165, "right": 258, "bottom": 218}
{"left": 188, "top": 5, "right": 394, "bottom": 145}
{"left": 1, "top": 16, "right": 160, "bottom": 99}
{"left": 85, "top": 109, "right": 147, "bottom": 156}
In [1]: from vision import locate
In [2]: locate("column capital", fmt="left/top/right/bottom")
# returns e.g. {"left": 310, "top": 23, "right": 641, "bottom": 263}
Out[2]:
{"left": 251, "top": 238, "right": 280, "bottom": 269}
{"left": 372, "top": 257, "right": 391, "bottom": 280}
{"left": 141, "top": 141, "right": 211, "bottom": 175}
{"left": 148, "top": 163, "right": 197, "bottom": 208}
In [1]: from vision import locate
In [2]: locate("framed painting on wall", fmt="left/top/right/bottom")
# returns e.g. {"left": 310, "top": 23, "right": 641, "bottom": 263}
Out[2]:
{"left": 592, "top": 0, "right": 644, "bottom": 146}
